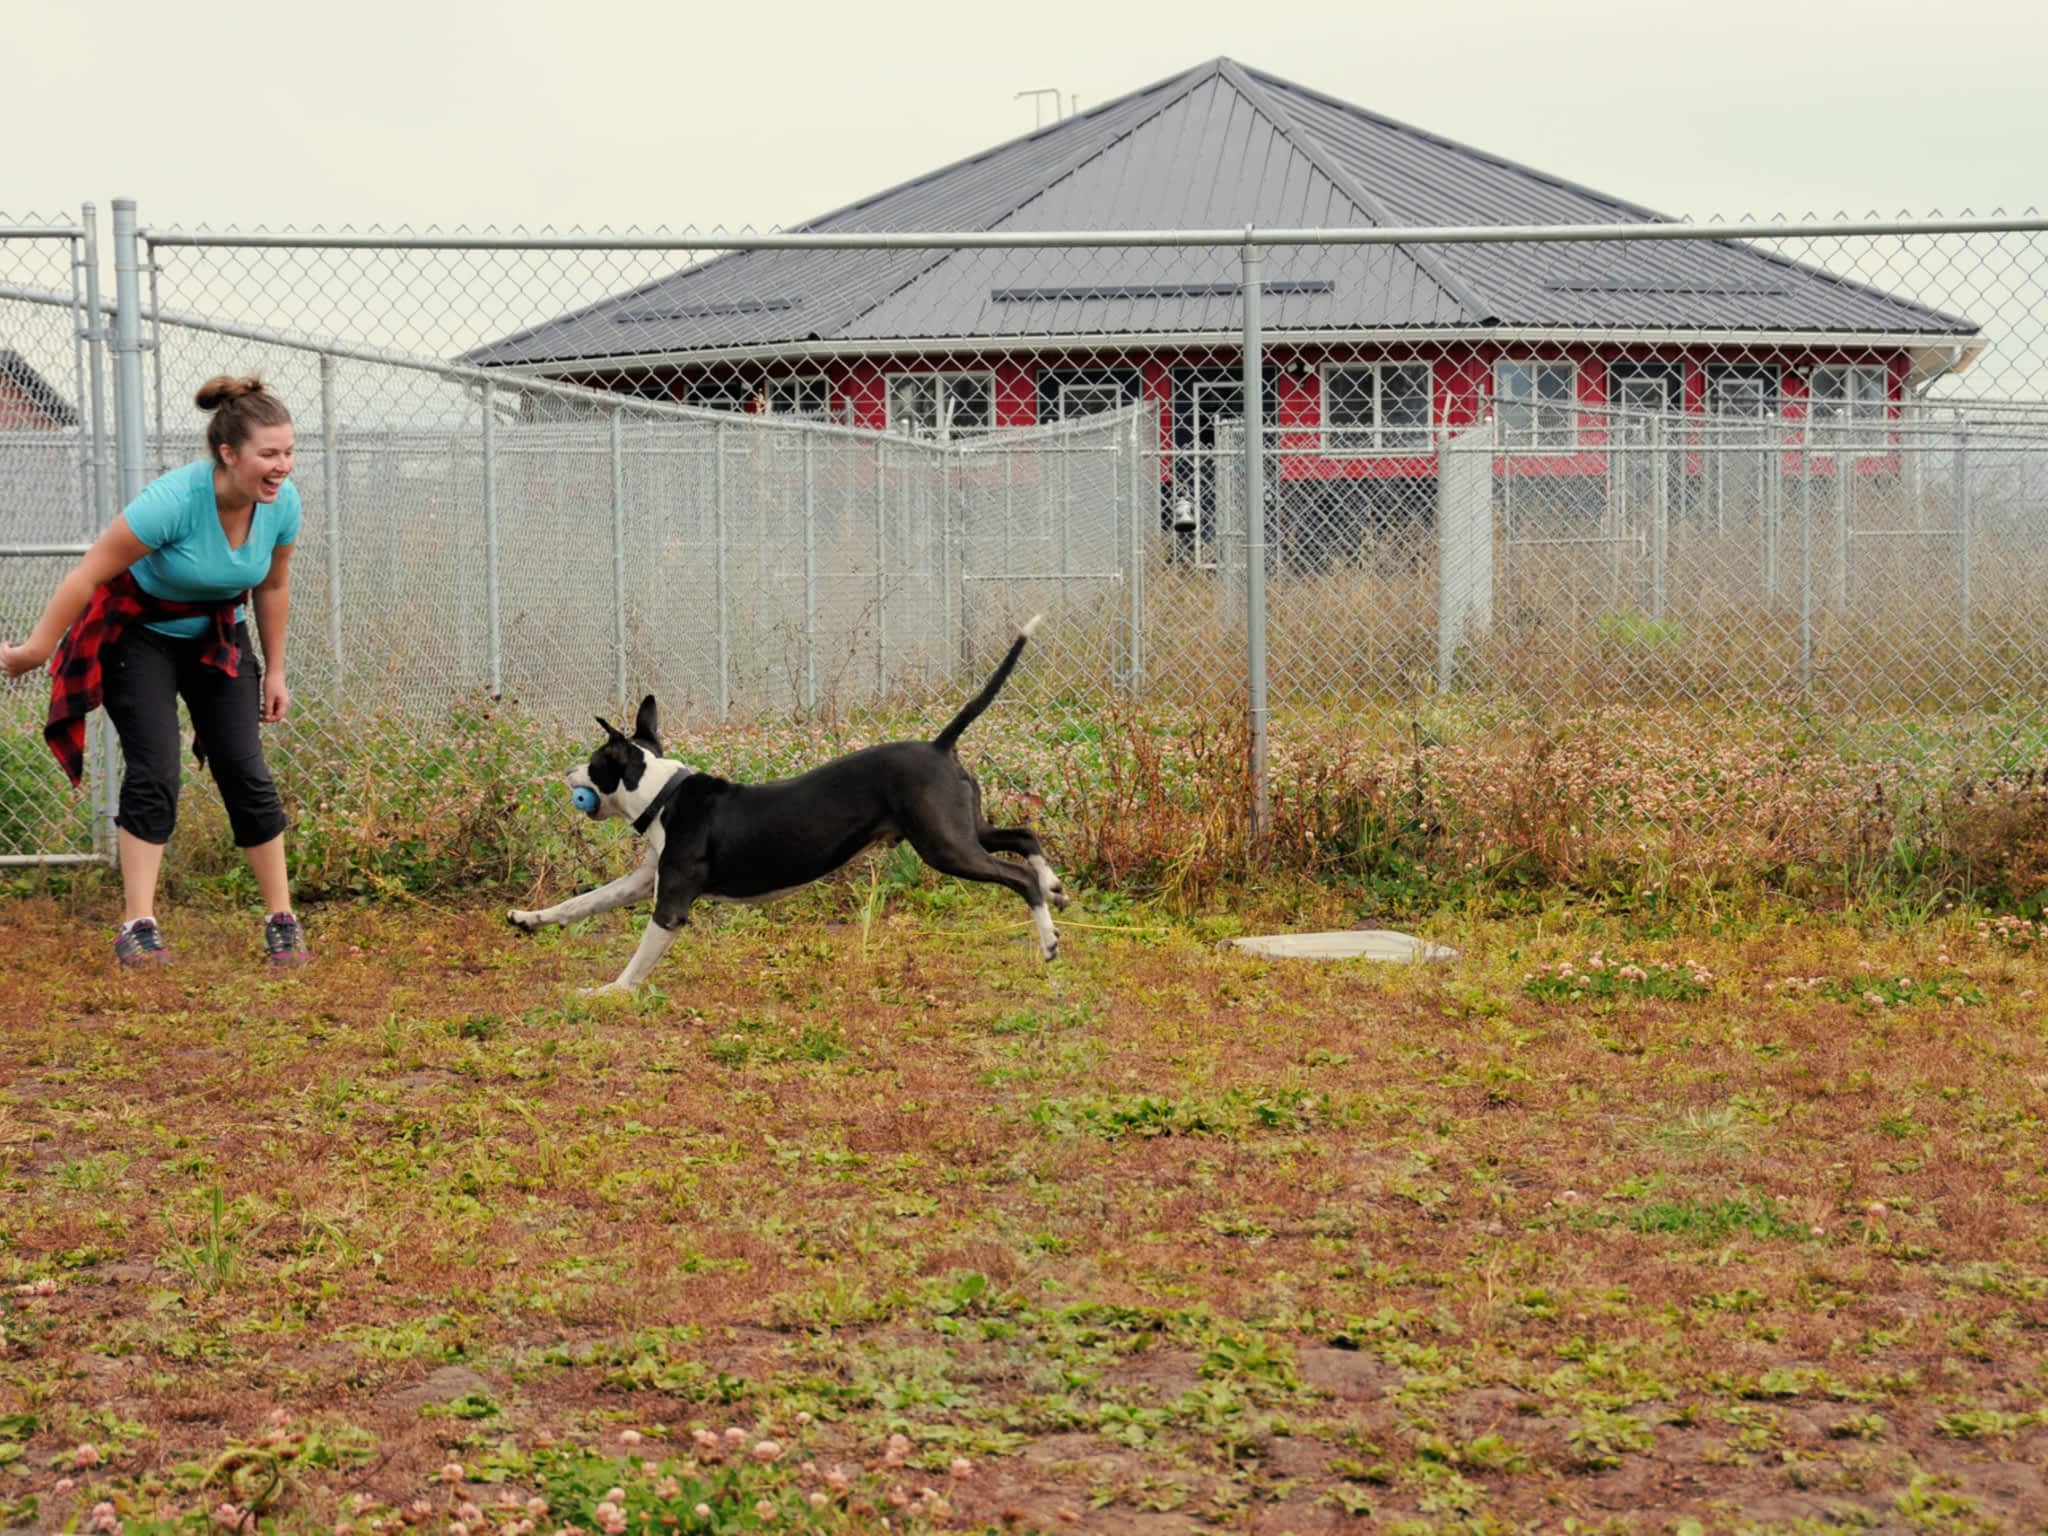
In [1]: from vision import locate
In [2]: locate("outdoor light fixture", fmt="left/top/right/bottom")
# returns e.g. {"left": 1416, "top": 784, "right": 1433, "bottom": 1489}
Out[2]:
{"left": 1172, "top": 498, "right": 1198, "bottom": 532}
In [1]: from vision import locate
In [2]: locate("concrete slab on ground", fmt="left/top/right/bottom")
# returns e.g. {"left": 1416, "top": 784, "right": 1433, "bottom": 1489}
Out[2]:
{"left": 1227, "top": 929, "right": 1459, "bottom": 963}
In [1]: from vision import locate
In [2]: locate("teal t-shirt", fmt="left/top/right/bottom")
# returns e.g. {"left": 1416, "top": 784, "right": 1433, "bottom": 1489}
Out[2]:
{"left": 122, "top": 460, "right": 301, "bottom": 638}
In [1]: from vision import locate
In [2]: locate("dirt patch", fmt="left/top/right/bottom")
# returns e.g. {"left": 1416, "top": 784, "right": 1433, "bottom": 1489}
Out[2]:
{"left": 380, "top": 1365, "right": 496, "bottom": 1417}
{"left": 3, "top": 903, "right": 2047, "bottom": 1534}
{"left": 1295, "top": 1345, "right": 1394, "bottom": 1401}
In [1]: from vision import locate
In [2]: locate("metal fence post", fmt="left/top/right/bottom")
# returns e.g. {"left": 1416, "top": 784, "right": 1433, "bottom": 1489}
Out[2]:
{"left": 1798, "top": 423, "right": 1813, "bottom": 695}
{"left": 1843, "top": 434, "right": 1859, "bottom": 614}
{"left": 77, "top": 205, "right": 119, "bottom": 860}
{"left": 844, "top": 436, "right": 859, "bottom": 699}
{"left": 63, "top": 233, "right": 92, "bottom": 535}
{"left": 1955, "top": 416, "right": 1972, "bottom": 646}
{"left": 1241, "top": 240, "right": 1269, "bottom": 840}
{"left": 714, "top": 421, "right": 730, "bottom": 721}
{"left": 1604, "top": 422, "right": 1622, "bottom": 609}
{"left": 1059, "top": 421, "right": 1072, "bottom": 617}
{"left": 109, "top": 200, "right": 149, "bottom": 507}
{"left": 875, "top": 439, "right": 887, "bottom": 702}
{"left": 145, "top": 240, "right": 168, "bottom": 480}
{"left": 104, "top": 203, "right": 154, "bottom": 872}
{"left": 1495, "top": 414, "right": 1512, "bottom": 604}
{"left": 942, "top": 447, "right": 959, "bottom": 679}
{"left": 1649, "top": 412, "right": 1668, "bottom": 622}
{"left": 1127, "top": 406, "right": 1144, "bottom": 696}
{"left": 802, "top": 431, "right": 817, "bottom": 713}
{"left": 481, "top": 380, "right": 500, "bottom": 697}
{"left": 319, "top": 353, "right": 343, "bottom": 680}
{"left": 78, "top": 205, "right": 112, "bottom": 529}
{"left": 1763, "top": 430, "right": 1781, "bottom": 603}
{"left": 610, "top": 408, "right": 627, "bottom": 710}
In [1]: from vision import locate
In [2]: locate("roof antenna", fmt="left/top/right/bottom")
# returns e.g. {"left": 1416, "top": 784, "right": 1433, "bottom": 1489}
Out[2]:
{"left": 1015, "top": 88, "right": 1063, "bottom": 128}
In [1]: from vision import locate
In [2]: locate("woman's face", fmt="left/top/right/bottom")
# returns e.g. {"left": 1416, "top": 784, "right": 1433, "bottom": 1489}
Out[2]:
{"left": 220, "top": 423, "right": 296, "bottom": 504}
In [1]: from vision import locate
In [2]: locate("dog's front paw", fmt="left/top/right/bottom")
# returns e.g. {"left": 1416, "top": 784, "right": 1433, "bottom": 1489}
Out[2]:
{"left": 1048, "top": 881, "right": 1071, "bottom": 912}
{"left": 508, "top": 908, "right": 542, "bottom": 933}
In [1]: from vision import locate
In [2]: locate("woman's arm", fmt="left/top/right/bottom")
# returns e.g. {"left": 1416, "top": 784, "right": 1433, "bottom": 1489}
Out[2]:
{"left": 253, "top": 541, "right": 293, "bottom": 722}
{"left": 0, "top": 516, "right": 155, "bottom": 677}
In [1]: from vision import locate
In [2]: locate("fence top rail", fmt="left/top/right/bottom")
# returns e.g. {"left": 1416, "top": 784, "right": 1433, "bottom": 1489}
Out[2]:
{"left": 0, "top": 279, "right": 1985, "bottom": 362}
{"left": 958, "top": 401, "right": 1156, "bottom": 450}
{"left": 0, "top": 226, "right": 81, "bottom": 241}
{"left": 0, "top": 282, "right": 941, "bottom": 451}
{"left": 136, "top": 215, "right": 2048, "bottom": 254}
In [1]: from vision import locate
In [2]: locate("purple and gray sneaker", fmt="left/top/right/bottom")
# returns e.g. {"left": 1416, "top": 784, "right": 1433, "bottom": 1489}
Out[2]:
{"left": 264, "top": 911, "right": 310, "bottom": 968}
{"left": 114, "top": 917, "right": 170, "bottom": 968}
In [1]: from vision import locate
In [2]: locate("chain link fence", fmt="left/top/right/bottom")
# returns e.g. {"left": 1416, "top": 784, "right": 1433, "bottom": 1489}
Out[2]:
{"left": 3, "top": 200, "right": 2048, "bottom": 866}
{"left": 1, "top": 214, "right": 112, "bottom": 864}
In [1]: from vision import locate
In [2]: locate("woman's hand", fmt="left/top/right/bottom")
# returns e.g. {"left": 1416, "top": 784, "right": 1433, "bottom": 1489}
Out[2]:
{"left": 0, "top": 638, "right": 48, "bottom": 679}
{"left": 262, "top": 670, "right": 291, "bottom": 723}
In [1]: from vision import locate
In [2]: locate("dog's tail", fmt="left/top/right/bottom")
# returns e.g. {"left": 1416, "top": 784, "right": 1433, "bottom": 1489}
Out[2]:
{"left": 933, "top": 614, "right": 1042, "bottom": 753}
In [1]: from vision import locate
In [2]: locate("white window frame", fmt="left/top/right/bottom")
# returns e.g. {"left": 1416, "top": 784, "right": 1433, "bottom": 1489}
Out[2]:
{"left": 684, "top": 379, "right": 755, "bottom": 414}
{"left": 1054, "top": 380, "right": 1127, "bottom": 421}
{"left": 1806, "top": 364, "right": 1888, "bottom": 445}
{"left": 1320, "top": 362, "right": 1434, "bottom": 454}
{"left": 762, "top": 375, "right": 832, "bottom": 421}
{"left": 886, "top": 372, "right": 997, "bottom": 440}
{"left": 1705, "top": 364, "right": 1780, "bottom": 420}
{"left": 1493, "top": 358, "right": 1579, "bottom": 450}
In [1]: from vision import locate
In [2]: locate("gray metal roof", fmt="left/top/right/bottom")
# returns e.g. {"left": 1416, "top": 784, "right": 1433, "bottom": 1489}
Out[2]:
{"left": 0, "top": 349, "right": 80, "bottom": 426}
{"left": 466, "top": 59, "right": 1976, "bottom": 368}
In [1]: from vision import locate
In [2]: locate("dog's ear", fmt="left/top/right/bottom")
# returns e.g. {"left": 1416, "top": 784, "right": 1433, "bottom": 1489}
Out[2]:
{"left": 633, "top": 694, "right": 661, "bottom": 751}
{"left": 595, "top": 716, "right": 625, "bottom": 741}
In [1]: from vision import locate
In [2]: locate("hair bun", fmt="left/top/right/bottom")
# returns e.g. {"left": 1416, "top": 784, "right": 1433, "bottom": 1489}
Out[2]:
{"left": 194, "top": 374, "right": 268, "bottom": 412}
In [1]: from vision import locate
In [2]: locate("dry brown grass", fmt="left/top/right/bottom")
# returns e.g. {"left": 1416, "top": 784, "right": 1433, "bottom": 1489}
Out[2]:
{"left": 3, "top": 887, "right": 2048, "bottom": 1534}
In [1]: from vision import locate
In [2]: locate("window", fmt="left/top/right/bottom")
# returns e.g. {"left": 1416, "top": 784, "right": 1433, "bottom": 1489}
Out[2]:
{"left": 1038, "top": 367, "right": 1143, "bottom": 426}
{"left": 887, "top": 373, "right": 995, "bottom": 438}
{"left": 763, "top": 377, "right": 831, "bottom": 420}
{"left": 1055, "top": 381, "right": 1126, "bottom": 420}
{"left": 1494, "top": 360, "right": 1577, "bottom": 448}
{"left": 1807, "top": 365, "right": 1887, "bottom": 443}
{"left": 1706, "top": 364, "right": 1778, "bottom": 419}
{"left": 684, "top": 379, "right": 755, "bottom": 414}
{"left": 1322, "top": 362, "right": 1432, "bottom": 452}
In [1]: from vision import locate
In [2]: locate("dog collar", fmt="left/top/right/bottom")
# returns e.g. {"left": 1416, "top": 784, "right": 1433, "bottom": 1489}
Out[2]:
{"left": 631, "top": 771, "right": 687, "bottom": 836}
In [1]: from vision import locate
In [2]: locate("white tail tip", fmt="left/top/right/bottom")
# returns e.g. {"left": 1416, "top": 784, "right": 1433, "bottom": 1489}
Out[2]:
{"left": 1019, "top": 613, "right": 1044, "bottom": 640}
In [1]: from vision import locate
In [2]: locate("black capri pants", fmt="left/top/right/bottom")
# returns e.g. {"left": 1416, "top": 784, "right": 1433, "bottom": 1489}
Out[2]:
{"left": 101, "top": 621, "right": 288, "bottom": 848}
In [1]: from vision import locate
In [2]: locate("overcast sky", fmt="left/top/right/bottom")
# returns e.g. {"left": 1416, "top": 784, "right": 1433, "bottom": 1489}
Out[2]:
{"left": 9, "top": 0, "right": 2043, "bottom": 231}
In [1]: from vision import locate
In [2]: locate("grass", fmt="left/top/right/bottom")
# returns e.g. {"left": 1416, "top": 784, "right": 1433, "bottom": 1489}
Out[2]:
{"left": 4, "top": 881, "right": 2048, "bottom": 1534}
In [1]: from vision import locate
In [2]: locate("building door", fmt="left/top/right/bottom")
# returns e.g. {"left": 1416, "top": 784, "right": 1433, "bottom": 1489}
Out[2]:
{"left": 1609, "top": 363, "right": 1682, "bottom": 526}
{"left": 1706, "top": 363, "right": 1778, "bottom": 534}
{"left": 1170, "top": 366, "right": 1276, "bottom": 568}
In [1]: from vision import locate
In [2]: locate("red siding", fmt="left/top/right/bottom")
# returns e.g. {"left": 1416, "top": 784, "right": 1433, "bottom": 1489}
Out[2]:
{"left": 649, "top": 338, "right": 1917, "bottom": 484}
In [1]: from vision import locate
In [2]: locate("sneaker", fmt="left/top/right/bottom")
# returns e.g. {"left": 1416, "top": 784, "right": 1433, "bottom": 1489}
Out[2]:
{"left": 264, "top": 911, "right": 310, "bottom": 968}
{"left": 114, "top": 917, "right": 171, "bottom": 968}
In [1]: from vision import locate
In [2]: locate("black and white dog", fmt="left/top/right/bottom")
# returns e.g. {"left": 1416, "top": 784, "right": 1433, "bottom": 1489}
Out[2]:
{"left": 508, "top": 616, "right": 1067, "bottom": 992}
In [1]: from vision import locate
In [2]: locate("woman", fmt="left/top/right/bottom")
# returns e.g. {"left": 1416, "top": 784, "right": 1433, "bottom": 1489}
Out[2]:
{"left": 2, "top": 374, "right": 310, "bottom": 968}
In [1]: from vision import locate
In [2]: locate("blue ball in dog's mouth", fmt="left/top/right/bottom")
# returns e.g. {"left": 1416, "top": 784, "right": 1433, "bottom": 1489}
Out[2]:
{"left": 571, "top": 785, "right": 599, "bottom": 816}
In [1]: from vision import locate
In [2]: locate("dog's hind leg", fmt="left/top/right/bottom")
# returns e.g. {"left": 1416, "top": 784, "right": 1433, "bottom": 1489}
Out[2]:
{"left": 968, "top": 780, "right": 1069, "bottom": 910}
{"left": 588, "top": 913, "right": 683, "bottom": 994}
{"left": 906, "top": 828, "right": 1059, "bottom": 961}
{"left": 510, "top": 861, "right": 656, "bottom": 931}
{"left": 976, "top": 823, "right": 1069, "bottom": 911}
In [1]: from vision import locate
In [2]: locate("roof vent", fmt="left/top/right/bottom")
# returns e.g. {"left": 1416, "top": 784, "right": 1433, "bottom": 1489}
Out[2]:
{"left": 612, "top": 297, "right": 804, "bottom": 322}
{"left": 1544, "top": 278, "right": 1790, "bottom": 297}
{"left": 991, "top": 279, "right": 1334, "bottom": 302}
